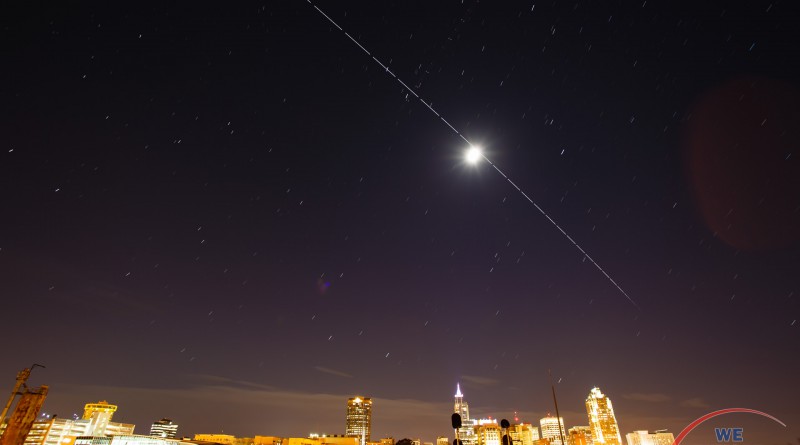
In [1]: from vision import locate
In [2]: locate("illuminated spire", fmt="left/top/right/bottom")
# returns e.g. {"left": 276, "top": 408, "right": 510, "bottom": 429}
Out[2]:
{"left": 455, "top": 383, "right": 463, "bottom": 398}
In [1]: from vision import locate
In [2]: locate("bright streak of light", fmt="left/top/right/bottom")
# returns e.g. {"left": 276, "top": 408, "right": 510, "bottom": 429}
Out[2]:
{"left": 305, "top": 0, "right": 639, "bottom": 310}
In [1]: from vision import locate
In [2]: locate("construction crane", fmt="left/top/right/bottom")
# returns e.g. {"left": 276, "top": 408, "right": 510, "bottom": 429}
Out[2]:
{"left": 0, "top": 364, "right": 48, "bottom": 445}
{"left": 0, "top": 365, "right": 45, "bottom": 429}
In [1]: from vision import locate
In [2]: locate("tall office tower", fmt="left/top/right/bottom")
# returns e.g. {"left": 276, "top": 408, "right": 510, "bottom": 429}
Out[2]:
{"left": 454, "top": 384, "right": 469, "bottom": 425}
{"left": 345, "top": 397, "right": 372, "bottom": 443}
{"left": 539, "top": 416, "right": 566, "bottom": 445}
{"left": 453, "top": 384, "right": 478, "bottom": 445}
{"left": 82, "top": 401, "right": 117, "bottom": 436}
{"left": 624, "top": 431, "right": 674, "bottom": 445}
{"left": 510, "top": 423, "right": 539, "bottom": 445}
{"left": 585, "top": 388, "right": 622, "bottom": 445}
{"left": 567, "top": 427, "right": 592, "bottom": 445}
{"left": 150, "top": 419, "right": 178, "bottom": 439}
{"left": 475, "top": 421, "right": 501, "bottom": 445}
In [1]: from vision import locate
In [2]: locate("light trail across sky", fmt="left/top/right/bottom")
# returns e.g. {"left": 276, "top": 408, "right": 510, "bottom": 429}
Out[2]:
{"left": 305, "top": 0, "right": 639, "bottom": 310}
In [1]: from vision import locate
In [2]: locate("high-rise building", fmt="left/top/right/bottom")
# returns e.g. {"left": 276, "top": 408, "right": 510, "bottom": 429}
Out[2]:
{"left": 453, "top": 384, "right": 477, "bottom": 445}
{"left": 585, "top": 388, "right": 622, "bottom": 445}
{"left": 567, "top": 427, "right": 592, "bottom": 445}
{"left": 83, "top": 402, "right": 117, "bottom": 437}
{"left": 23, "top": 417, "right": 135, "bottom": 445}
{"left": 539, "top": 416, "right": 565, "bottom": 445}
{"left": 149, "top": 419, "right": 178, "bottom": 439}
{"left": 475, "top": 420, "right": 500, "bottom": 445}
{"left": 509, "top": 423, "right": 539, "bottom": 445}
{"left": 624, "top": 431, "right": 673, "bottom": 445}
{"left": 23, "top": 417, "right": 136, "bottom": 445}
{"left": 82, "top": 403, "right": 116, "bottom": 420}
{"left": 22, "top": 401, "right": 134, "bottom": 445}
{"left": 345, "top": 397, "right": 372, "bottom": 443}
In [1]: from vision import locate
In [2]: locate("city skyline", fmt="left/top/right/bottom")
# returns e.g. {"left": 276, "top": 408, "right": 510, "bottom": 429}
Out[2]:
{"left": 1, "top": 380, "right": 717, "bottom": 445}
{"left": 1, "top": 1, "right": 797, "bottom": 445}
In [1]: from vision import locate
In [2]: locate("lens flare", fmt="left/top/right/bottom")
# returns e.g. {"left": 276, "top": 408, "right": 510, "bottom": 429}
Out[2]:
{"left": 466, "top": 146, "right": 482, "bottom": 164}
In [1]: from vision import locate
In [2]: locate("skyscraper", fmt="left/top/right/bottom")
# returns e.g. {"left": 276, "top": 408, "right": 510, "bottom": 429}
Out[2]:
{"left": 150, "top": 419, "right": 178, "bottom": 439}
{"left": 510, "top": 423, "right": 539, "bottom": 445}
{"left": 585, "top": 388, "right": 622, "bottom": 445}
{"left": 345, "top": 397, "right": 372, "bottom": 443}
{"left": 475, "top": 421, "right": 500, "bottom": 445}
{"left": 453, "top": 384, "right": 477, "bottom": 445}
{"left": 22, "top": 400, "right": 133, "bottom": 445}
{"left": 539, "top": 416, "right": 566, "bottom": 445}
{"left": 82, "top": 401, "right": 117, "bottom": 436}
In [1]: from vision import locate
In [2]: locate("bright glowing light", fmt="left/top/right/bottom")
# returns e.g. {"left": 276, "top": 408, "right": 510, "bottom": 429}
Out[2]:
{"left": 466, "top": 146, "right": 482, "bottom": 164}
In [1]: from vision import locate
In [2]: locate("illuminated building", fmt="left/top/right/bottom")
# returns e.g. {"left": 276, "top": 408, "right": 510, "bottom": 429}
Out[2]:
{"left": 193, "top": 435, "right": 235, "bottom": 444}
{"left": 345, "top": 397, "right": 372, "bottom": 443}
{"left": 76, "top": 435, "right": 180, "bottom": 445}
{"left": 82, "top": 402, "right": 117, "bottom": 437}
{"left": 259, "top": 436, "right": 372, "bottom": 445}
{"left": 624, "top": 431, "right": 673, "bottom": 445}
{"left": 453, "top": 384, "right": 477, "bottom": 445}
{"left": 23, "top": 418, "right": 135, "bottom": 445}
{"left": 323, "top": 437, "right": 360, "bottom": 445}
{"left": 280, "top": 438, "right": 317, "bottom": 445}
{"left": 74, "top": 438, "right": 111, "bottom": 445}
{"left": 382, "top": 439, "right": 396, "bottom": 445}
{"left": 254, "top": 436, "right": 282, "bottom": 445}
{"left": 25, "top": 418, "right": 87, "bottom": 445}
{"left": 305, "top": 435, "right": 362, "bottom": 445}
{"left": 475, "top": 420, "right": 500, "bottom": 445}
{"left": 437, "top": 437, "right": 448, "bottom": 445}
{"left": 509, "top": 423, "right": 539, "bottom": 445}
{"left": 104, "top": 424, "right": 135, "bottom": 438}
{"left": 149, "top": 420, "right": 177, "bottom": 439}
{"left": 83, "top": 403, "right": 116, "bottom": 420}
{"left": 585, "top": 388, "right": 621, "bottom": 445}
{"left": 539, "top": 416, "right": 565, "bottom": 445}
{"left": 567, "top": 427, "right": 592, "bottom": 445}
{"left": 23, "top": 419, "right": 51, "bottom": 445}
{"left": 23, "top": 408, "right": 134, "bottom": 445}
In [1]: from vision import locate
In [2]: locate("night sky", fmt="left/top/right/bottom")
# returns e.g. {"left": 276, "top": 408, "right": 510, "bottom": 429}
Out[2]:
{"left": 1, "top": 1, "right": 798, "bottom": 444}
